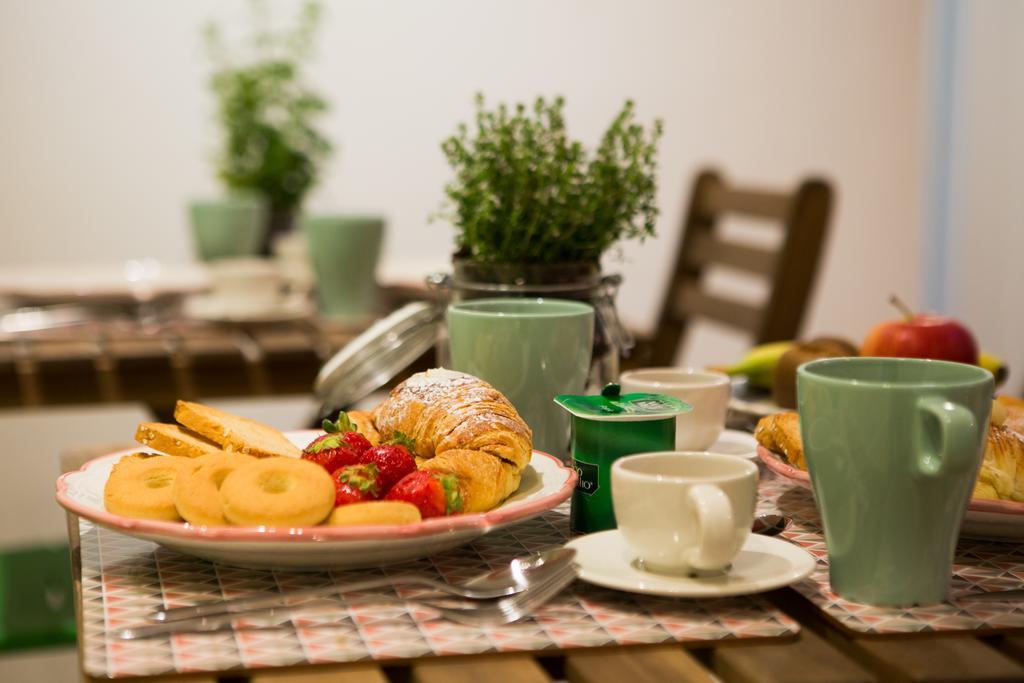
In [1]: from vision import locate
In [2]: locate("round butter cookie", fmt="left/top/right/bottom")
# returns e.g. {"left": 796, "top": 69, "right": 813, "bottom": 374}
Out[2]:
{"left": 104, "top": 453, "right": 195, "bottom": 521}
{"left": 173, "top": 452, "right": 258, "bottom": 526}
{"left": 220, "top": 457, "right": 334, "bottom": 527}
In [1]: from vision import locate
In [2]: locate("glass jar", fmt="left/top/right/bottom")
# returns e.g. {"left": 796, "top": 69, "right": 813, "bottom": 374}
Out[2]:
{"left": 426, "top": 263, "right": 633, "bottom": 392}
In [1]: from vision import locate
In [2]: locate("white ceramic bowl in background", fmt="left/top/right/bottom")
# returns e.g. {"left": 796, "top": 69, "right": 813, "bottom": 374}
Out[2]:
{"left": 620, "top": 367, "right": 730, "bottom": 450}
{"left": 207, "top": 257, "right": 285, "bottom": 314}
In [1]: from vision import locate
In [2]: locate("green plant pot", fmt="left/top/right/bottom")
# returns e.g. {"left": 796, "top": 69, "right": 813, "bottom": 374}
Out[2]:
{"left": 303, "top": 214, "right": 385, "bottom": 319}
{"left": 189, "top": 196, "right": 267, "bottom": 262}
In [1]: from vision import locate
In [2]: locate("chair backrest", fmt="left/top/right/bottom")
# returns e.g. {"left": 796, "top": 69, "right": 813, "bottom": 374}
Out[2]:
{"left": 648, "top": 169, "right": 833, "bottom": 366}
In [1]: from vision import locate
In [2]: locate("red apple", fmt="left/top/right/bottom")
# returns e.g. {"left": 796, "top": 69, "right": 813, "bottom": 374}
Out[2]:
{"left": 861, "top": 296, "right": 978, "bottom": 364}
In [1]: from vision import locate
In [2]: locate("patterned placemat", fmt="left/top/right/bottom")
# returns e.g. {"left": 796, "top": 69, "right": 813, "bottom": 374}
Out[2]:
{"left": 78, "top": 504, "right": 799, "bottom": 679}
{"left": 759, "top": 473, "right": 1024, "bottom": 634}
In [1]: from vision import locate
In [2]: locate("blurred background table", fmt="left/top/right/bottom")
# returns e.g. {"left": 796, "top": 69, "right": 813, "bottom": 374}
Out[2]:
{"left": 0, "top": 284, "right": 431, "bottom": 421}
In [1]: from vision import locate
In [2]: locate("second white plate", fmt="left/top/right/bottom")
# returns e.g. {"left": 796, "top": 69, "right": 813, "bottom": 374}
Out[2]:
{"left": 706, "top": 429, "right": 758, "bottom": 459}
{"left": 566, "top": 529, "right": 816, "bottom": 598}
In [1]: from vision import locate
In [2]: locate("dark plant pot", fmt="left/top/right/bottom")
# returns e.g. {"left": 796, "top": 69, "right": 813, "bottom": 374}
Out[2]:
{"left": 261, "top": 207, "right": 296, "bottom": 255}
{"left": 440, "top": 253, "right": 631, "bottom": 394}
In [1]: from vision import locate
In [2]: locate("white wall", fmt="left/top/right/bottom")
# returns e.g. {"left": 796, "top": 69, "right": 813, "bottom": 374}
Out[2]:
{"left": 945, "top": 1, "right": 1024, "bottom": 395}
{"left": 0, "top": 1, "right": 926, "bottom": 365}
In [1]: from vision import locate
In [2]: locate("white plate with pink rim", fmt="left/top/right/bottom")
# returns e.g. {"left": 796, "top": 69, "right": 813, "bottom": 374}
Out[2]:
{"left": 757, "top": 445, "right": 1024, "bottom": 541}
{"left": 56, "top": 430, "right": 576, "bottom": 571}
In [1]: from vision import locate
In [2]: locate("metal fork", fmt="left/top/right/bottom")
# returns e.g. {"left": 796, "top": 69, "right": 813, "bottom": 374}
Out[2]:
{"left": 152, "top": 548, "right": 576, "bottom": 623}
{"left": 116, "top": 562, "right": 577, "bottom": 639}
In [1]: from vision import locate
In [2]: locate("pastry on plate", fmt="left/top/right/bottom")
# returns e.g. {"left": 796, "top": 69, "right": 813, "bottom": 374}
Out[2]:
{"left": 173, "top": 451, "right": 258, "bottom": 526}
{"left": 753, "top": 412, "right": 805, "bottom": 470}
{"left": 135, "top": 422, "right": 226, "bottom": 458}
{"left": 174, "top": 400, "right": 302, "bottom": 459}
{"left": 219, "top": 457, "right": 335, "bottom": 527}
{"left": 372, "top": 368, "right": 532, "bottom": 511}
{"left": 104, "top": 453, "right": 196, "bottom": 521}
{"left": 755, "top": 406, "right": 1024, "bottom": 502}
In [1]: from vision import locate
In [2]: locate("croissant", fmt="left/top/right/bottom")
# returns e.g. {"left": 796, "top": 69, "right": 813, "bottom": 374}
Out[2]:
{"left": 371, "top": 369, "right": 532, "bottom": 512}
{"left": 754, "top": 411, "right": 1024, "bottom": 503}
{"left": 753, "top": 412, "right": 806, "bottom": 470}
{"left": 974, "top": 425, "right": 1024, "bottom": 501}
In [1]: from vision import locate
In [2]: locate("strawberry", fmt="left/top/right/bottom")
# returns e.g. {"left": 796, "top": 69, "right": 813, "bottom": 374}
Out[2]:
{"left": 302, "top": 411, "right": 372, "bottom": 473}
{"left": 384, "top": 470, "right": 462, "bottom": 518}
{"left": 332, "top": 463, "right": 382, "bottom": 506}
{"left": 359, "top": 432, "right": 416, "bottom": 492}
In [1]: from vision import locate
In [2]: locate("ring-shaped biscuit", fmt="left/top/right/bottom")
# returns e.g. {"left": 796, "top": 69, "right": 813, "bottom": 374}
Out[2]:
{"left": 219, "top": 457, "right": 335, "bottom": 527}
{"left": 173, "top": 452, "right": 258, "bottom": 526}
{"left": 104, "top": 453, "right": 195, "bottom": 521}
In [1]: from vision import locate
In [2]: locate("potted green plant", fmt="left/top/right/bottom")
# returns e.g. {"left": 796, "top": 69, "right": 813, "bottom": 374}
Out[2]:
{"left": 434, "top": 94, "right": 663, "bottom": 385}
{"left": 439, "top": 94, "right": 663, "bottom": 286}
{"left": 203, "top": 0, "right": 331, "bottom": 254}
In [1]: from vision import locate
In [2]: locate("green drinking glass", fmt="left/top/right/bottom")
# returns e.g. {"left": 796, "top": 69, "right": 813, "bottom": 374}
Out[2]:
{"left": 189, "top": 196, "right": 267, "bottom": 261}
{"left": 447, "top": 298, "right": 594, "bottom": 459}
{"left": 797, "top": 357, "right": 993, "bottom": 606}
{"left": 302, "top": 215, "right": 384, "bottom": 319}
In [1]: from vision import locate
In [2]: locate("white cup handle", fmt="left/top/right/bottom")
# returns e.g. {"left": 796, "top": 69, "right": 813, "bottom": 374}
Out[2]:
{"left": 685, "top": 483, "right": 735, "bottom": 571}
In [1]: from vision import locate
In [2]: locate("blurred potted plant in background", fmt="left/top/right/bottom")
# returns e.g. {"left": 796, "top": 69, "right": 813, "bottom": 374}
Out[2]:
{"left": 432, "top": 94, "right": 663, "bottom": 384}
{"left": 201, "top": 0, "right": 331, "bottom": 255}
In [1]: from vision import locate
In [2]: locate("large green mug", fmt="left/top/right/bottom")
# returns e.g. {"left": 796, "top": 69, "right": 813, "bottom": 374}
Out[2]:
{"left": 797, "top": 357, "right": 993, "bottom": 606}
{"left": 189, "top": 196, "right": 267, "bottom": 261}
{"left": 447, "top": 298, "right": 594, "bottom": 459}
{"left": 302, "top": 215, "right": 384, "bottom": 318}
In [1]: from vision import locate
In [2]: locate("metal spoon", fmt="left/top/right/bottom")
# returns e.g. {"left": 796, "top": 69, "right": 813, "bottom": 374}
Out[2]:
{"left": 752, "top": 513, "right": 788, "bottom": 537}
{"left": 121, "top": 558, "right": 579, "bottom": 639}
{"left": 151, "top": 547, "right": 575, "bottom": 623}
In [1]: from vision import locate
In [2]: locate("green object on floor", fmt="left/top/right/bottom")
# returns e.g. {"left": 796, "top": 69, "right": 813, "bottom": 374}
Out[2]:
{"left": 0, "top": 544, "right": 76, "bottom": 652}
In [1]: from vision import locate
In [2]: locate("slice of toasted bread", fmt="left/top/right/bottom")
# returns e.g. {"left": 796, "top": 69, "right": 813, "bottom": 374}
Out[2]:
{"left": 135, "top": 422, "right": 226, "bottom": 458}
{"left": 174, "top": 400, "right": 302, "bottom": 459}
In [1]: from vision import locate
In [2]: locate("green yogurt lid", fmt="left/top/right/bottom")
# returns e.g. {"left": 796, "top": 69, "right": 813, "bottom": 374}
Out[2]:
{"left": 554, "top": 383, "right": 691, "bottom": 422}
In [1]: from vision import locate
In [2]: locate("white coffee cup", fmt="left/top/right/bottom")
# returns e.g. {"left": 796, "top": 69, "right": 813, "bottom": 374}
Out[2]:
{"left": 611, "top": 452, "right": 758, "bottom": 574}
{"left": 207, "top": 258, "right": 285, "bottom": 315}
{"left": 619, "top": 368, "right": 730, "bottom": 450}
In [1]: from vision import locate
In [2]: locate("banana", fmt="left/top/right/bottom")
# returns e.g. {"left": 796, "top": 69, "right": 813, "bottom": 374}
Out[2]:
{"left": 723, "top": 341, "right": 794, "bottom": 389}
{"left": 979, "top": 350, "right": 1008, "bottom": 387}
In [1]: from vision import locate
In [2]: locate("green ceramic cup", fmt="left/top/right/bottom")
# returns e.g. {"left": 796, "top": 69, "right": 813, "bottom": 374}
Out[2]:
{"left": 797, "top": 357, "right": 993, "bottom": 606}
{"left": 447, "top": 298, "right": 594, "bottom": 459}
{"left": 189, "top": 196, "right": 267, "bottom": 261}
{"left": 302, "top": 215, "right": 384, "bottom": 318}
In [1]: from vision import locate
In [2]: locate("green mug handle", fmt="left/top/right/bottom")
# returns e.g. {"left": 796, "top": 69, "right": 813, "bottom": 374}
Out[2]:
{"left": 916, "top": 396, "right": 980, "bottom": 477}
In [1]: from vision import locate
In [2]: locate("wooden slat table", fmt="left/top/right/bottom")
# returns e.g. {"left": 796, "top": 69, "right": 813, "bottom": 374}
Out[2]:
{"left": 58, "top": 455, "right": 1024, "bottom": 683}
{"left": 0, "top": 285, "right": 434, "bottom": 418}
{"left": 60, "top": 521, "right": 1024, "bottom": 682}
{"left": 1, "top": 317, "right": 377, "bottom": 420}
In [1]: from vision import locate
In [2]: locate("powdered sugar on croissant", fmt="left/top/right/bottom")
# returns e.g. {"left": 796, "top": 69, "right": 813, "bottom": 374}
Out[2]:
{"left": 371, "top": 369, "right": 533, "bottom": 511}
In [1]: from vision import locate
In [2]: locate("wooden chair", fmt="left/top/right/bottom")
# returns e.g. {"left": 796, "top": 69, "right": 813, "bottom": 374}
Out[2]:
{"left": 642, "top": 169, "right": 833, "bottom": 367}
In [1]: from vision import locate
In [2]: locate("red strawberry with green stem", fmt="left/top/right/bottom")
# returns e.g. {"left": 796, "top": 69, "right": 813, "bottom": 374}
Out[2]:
{"left": 384, "top": 470, "right": 462, "bottom": 518}
{"left": 359, "top": 432, "right": 417, "bottom": 493}
{"left": 302, "top": 412, "right": 372, "bottom": 473}
{"left": 332, "top": 463, "right": 382, "bottom": 506}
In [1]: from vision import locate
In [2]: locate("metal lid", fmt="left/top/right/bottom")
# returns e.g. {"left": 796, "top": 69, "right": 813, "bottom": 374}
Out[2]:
{"left": 314, "top": 301, "right": 443, "bottom": 409}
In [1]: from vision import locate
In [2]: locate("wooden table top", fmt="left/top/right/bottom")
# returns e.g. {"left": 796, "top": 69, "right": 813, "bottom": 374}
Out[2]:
{"left": 60, "top": 448, "right": 1024, "bottom": 683}
{"left": 65, "top": 502, "right": 1024, "bottom": 683}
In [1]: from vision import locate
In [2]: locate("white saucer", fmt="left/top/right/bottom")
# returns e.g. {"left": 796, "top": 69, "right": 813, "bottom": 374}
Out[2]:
{"left": 184, "top": 294, "right": 313, "bottom": 324}
{"left": 706, "top": 429, "right": 759, "bottom": 459}
{"left": 566, "top": 529, "right": 816, "bottom": 598}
